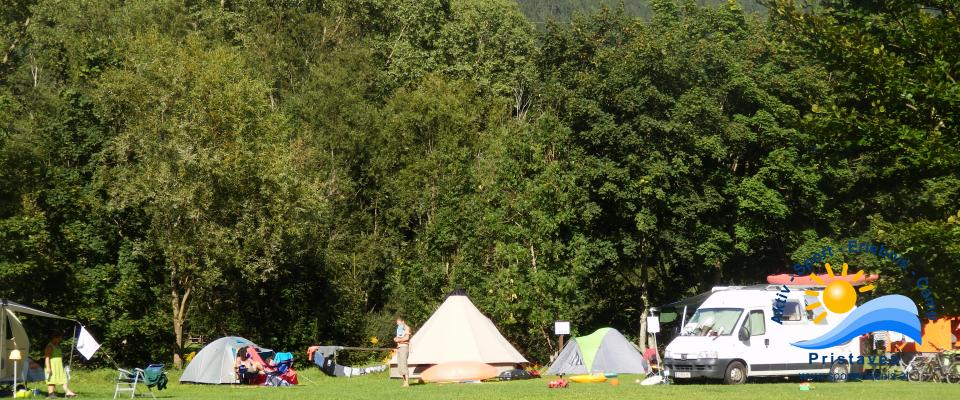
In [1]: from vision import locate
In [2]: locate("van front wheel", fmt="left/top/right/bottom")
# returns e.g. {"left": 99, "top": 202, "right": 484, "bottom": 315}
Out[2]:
{"left": 724, "top": 361, "right": 747, "bottom": 385}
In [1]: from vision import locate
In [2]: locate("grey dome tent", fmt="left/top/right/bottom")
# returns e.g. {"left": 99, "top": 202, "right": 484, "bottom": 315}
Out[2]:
{"left": 180, "top": 336, "right": 264, "bottom": 384}
{"left": 545, "top": 328, "right": 649, "bottom": 375}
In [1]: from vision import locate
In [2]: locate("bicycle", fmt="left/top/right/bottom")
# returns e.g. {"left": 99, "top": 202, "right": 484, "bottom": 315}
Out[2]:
{"left": 905, "top": 353, "right": 933, "bottom": 382}
{"left": 920, "top": 353, "right": 945, "bottom": 382}
{"left": 913, "top": 344, "right": 960, "bottom": 383}
{"left": 863, "top": 353, "right": 907, "bottom": 381}
{"left": 910, "top": 350, "right": 960, "bottom": 383}
{"left": 941, "top": 350, "right": 960, "bottom": 384}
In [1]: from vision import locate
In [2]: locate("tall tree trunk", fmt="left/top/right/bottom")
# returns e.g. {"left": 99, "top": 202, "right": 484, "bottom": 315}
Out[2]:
{"left": 170, "top": 268, "right": 191, "bottom": 369}
{"left": 638, "top": 262, "right": 650, "bottom": 350}
{"left": 172, "top": 311, "right": 183, "bottom": 368}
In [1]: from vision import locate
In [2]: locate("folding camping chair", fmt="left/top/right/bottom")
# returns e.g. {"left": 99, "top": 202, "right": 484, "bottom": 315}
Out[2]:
{"left": 114, "top": 364, "right": 166, "bottom": 399}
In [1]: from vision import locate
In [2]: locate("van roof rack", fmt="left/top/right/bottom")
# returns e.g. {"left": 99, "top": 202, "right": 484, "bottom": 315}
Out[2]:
{"left": 712, "top": 284, "right": 827, "bottom": 291}
{"left": 760, "top": 284, "right": 827, "bottom": 290}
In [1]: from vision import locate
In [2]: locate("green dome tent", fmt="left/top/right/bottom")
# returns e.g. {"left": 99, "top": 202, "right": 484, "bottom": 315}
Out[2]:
{"left": 545, "top": 328, "right": 649, "bottom": 375}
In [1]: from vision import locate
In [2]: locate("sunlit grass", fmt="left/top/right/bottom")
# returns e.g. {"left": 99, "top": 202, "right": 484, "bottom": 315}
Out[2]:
{"left": 39, "top": 368, "right": 960, "bottom": 399}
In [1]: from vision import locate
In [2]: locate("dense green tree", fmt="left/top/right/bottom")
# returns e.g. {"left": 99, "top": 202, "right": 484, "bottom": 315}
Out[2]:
{"left": 93, "top": 32, "right": 334, "bottom": 366}
{"left": 536, "top": 0, "right": 833, "bottom": 342}
{"left": 515, "top": 0, "right": 767, "bottom": 23}
{"left": 766, "top": 0, "right": 960, "bottom": 315}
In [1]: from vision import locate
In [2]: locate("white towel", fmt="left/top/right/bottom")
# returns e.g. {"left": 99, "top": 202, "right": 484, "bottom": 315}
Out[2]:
{"left": 76, "top": 326, "right": 101, "bottom": 360}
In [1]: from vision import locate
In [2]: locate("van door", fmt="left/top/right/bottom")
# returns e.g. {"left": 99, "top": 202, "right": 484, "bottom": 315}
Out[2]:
{"left": 738, "top": 309, "right": 777, "bottom": 375}
{"left": 775, "top": 299, "right": 827, "bottom": 374}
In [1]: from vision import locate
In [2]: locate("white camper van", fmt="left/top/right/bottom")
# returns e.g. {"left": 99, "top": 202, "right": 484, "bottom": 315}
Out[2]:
{"left": 662, "top": 285, "right": 861, "bottom": 384}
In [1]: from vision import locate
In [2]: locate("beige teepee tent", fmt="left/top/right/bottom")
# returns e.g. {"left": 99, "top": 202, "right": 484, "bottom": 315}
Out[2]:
{"left": 389, "top": 289, "right": 528, "bottom": 378}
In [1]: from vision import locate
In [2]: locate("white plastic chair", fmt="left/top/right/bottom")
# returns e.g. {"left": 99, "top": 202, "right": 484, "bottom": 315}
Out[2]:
{"left": 113, "top": 368, "right": 156, "bottom": 399}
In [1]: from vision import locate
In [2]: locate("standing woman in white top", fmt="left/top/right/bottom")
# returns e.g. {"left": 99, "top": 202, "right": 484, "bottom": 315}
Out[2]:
{"left": 394, "top": 317, "right": 412, "bottom": 387}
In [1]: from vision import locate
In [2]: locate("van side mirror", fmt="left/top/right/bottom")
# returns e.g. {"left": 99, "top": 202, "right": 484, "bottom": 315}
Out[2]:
{"left": 738, "top": 325, "right": 750, "bottom": 341}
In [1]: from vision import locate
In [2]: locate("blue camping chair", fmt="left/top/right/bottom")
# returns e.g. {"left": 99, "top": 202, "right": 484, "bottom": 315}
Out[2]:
{"left": 264, "top": 352, "right": 295, "bottom": 386}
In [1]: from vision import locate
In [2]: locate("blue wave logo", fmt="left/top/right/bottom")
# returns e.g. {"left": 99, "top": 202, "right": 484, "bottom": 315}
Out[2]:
{"left": 791, "top": 295, "right": 922, "bottom": 349}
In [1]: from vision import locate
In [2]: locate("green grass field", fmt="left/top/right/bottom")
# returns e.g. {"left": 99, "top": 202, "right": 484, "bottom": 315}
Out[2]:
{"left": 32, "top": 368, "right": 960, "bottom": 399}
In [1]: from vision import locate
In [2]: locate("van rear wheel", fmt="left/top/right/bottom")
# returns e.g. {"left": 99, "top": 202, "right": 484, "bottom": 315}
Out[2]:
{"left": 830, "top": 361, "right": 850, "bottom": 383}
{"left": 724, "top": 361, "right": 747, "bottom": 385}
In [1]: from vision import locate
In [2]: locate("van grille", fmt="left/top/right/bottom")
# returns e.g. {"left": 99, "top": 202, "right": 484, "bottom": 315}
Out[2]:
{"left": 673, "top": 365, "right": 710, "bottom": 372}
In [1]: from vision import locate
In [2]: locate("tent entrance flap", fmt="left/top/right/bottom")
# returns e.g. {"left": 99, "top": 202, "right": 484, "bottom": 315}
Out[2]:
{"left": 544, "top": 339, "right": 587, "bottom": 375}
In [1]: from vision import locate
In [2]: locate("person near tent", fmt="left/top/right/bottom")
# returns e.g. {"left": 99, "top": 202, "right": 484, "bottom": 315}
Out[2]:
{"left": 234, "top": 346, "right": 266, "bottom": 384}
{"left": 393, "top": 316, "right": 412, "bottom": 387}
{"left": 643, "top": 347, "right": 660, "bottom": 373}
{"left": 44, "top": 333, "right": 76, "bottom": 398}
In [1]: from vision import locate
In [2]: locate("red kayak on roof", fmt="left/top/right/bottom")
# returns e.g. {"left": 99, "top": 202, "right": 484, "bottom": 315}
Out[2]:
{"left": 766, "top": 273, "right": 879, "bottom": 286}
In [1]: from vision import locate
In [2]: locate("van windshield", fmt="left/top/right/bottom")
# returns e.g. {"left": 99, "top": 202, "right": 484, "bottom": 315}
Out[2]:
{"left": 681, "top": 308, "right": 743, "bottom": 337}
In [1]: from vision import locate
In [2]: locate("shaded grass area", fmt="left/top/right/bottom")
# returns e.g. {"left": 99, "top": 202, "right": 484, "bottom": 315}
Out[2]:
{"left": 35, "top": 368, "right": 960, "bottom": 399}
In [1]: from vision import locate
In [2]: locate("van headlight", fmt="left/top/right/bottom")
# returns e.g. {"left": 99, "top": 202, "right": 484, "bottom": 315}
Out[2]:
{"left": 664, "top": 350, "right": 674, "bottom": 359}
{"left": 698, "top": 351, "right": 718, "bottom": 359}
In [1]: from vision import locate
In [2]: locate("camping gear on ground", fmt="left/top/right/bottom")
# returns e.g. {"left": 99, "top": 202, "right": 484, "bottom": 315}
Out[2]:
{"left": 640, "top": 375, "right": 665, "bottom": 385}
{"left": 309, "top": 346, "right": 388, "bottom": 377}
{"left": 766, "top": 273, "right": 879, "bottom": 286}
{"left": 13, "top": 387, "right": 40, "bottom": 398}
{"left": 497, "top": 368, "right": 534, "bottom": 381}
{"left": 420, "top": 361, "right": 497, "bottom": 383}
{"left": 180, "top": 336, "right": 266, "bottom": 384}
{"left": 1, "top": 300, "right": 76, "bottom": 389}
{"left": 547, "top": 378, "right": 568, "bottom": 388}
{"left": 9, "top": 387, "right": 43, "bottom": 398}
{"left": 569, "top": 373, "right": 607, "bottom": 383}
{"left": 113, "top": 364, "right": 167, "bottom": 399}
{"left": 545, "top": 327, "right": 650, "bottom": 375}
{"left": 143, "top": 365, "right": 168, "bottom": 391}
{"left": 389, "top": 289, "right": 528, "bottom": 378}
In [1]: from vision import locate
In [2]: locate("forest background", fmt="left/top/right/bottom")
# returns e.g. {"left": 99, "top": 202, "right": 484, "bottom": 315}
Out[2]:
{"left": 1, "top": 0, "right": 957, "bottom": 367}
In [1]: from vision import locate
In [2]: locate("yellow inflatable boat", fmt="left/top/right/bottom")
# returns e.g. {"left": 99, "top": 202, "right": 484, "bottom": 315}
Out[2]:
{"left": 568, "top": 374, "right": 607, "bottom": 383}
